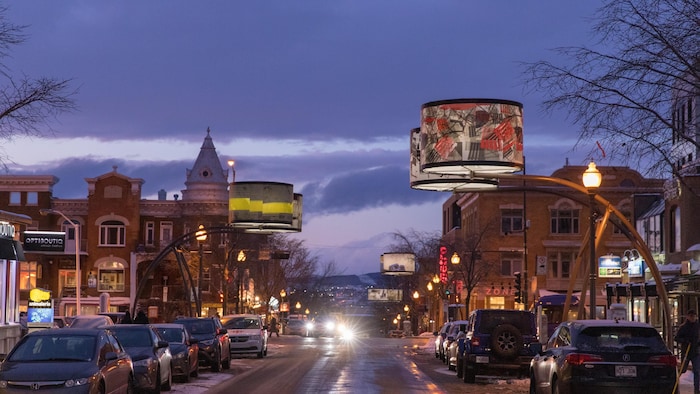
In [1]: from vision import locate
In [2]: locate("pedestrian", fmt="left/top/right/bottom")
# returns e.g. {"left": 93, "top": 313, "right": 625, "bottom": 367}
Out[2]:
{"left": 121, "top": 310, "right": 132, "bottom": 324}
{"left": 134, "top": 310, "right": 149, "bottom": 324}
{"left": 675, "top": 309, "right": 700, "bottom": 394}
{"left": 269, "top": 316, "right": 279, "bottom": 337}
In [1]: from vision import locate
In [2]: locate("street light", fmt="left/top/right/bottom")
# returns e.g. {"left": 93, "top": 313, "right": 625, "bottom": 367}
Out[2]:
{"left": 196, "top": 225, "right": 207, "bottom": 317}
{"left": 451, "top": 252, "right": 461, "bottom": 265}
{"left": 40, "top": 208, "right": 81, "bottom": 316}
{"left": 582, "top": 161, "right": 602, "bottom": 319}
{"left": 224, "top": 159, "right": 235, "bottom": 314}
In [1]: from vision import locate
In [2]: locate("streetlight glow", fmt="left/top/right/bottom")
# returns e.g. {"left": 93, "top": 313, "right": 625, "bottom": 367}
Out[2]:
{"left": 451, "top": 252, "right": 461, "bottom": 265}
{"left": 582, "top": 161, "right": 602, "bottom": 189}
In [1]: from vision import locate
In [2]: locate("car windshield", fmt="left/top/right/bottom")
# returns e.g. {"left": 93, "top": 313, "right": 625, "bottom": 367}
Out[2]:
{"left": 477, "top": 311, "right": 534, "bottom": 335}
{"left": 224, "top": 317, "right": 260, "bottom": 329}
{"left": 9, "top": 335, "right": 95, "bottom": 362}
{"left": 156, "top": 327, "right": 184, "bottom": 343}
{"left": 113, "top": 329, "right": 152, "bottom": 347}
{"left": 575, "top": 326, "right": 668, "bottom": 352}
{"left": 70, "top": 316, "right": 112, "bottom": 328}
{"left": 182, "top": 320, "right": 215, "bottom": 335}
{"left": 288, "top": 320, "right": 304, "bottom": 326}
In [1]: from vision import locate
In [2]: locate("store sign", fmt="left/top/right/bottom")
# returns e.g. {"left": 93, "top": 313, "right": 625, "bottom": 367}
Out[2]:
{"left": 599, "top": 255, "right": 622, "bottom": 278}
{"left": 627, "top": 259, "right": 645, "bottom": 278}
{"left": 23, "top": 231, "right": 65, "bottom": 252}
{"left": 27, "top": 288, "right": 54, "bottom": 328}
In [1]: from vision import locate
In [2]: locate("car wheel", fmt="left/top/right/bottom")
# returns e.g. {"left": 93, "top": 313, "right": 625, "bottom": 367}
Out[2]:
{"left": 126, "top": 374, "right": 135, "bottom": 394}
{"left": 211, "top": 350, "right": 221, "bottom": 372}
{"left": 463, "top": 361, "right": 476, "bottom": 384}
{"left": 182, "top": 359, "right": 190, "bottom": 383}
{"left": 490, "top": 324, "right": 523, "bottom": 359}
{"left": 552, "top": 376, "right": 561, "bottom": 394}
{"left": 456, "top": 357, "right": 464, "bottom": 379}
{"left": 153, "top": 367, "right": 162, "bottom": 393}
{"left": 162, "top": 365, "right": 172, "bottom": 391}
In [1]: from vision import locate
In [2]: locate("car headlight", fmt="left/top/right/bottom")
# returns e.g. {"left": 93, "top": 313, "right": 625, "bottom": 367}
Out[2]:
{"left": 305, "top": 323, "right": 314, "bottom": 330}
{"left": 65, "top": 377, "right": 91, "bottom": 388}
{"left": 173, "top": 352, "right": 186, "bottom": 360}
{"left": 325, "top": 322, "right": 335, "bottom": 331}
{"left": 0, "top": 380, "right": 7, "bottom": 389}
{"left": 133, "top": 357, "right": 153, "bottom": 367}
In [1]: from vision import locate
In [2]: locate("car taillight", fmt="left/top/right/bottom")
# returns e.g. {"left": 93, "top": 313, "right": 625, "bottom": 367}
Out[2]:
{"left": 470, "top": 338, "right": 480, "bottom": 347}
{"left": 565, "top": 353, "right": 604, "bottom": 365}
{"left": 648, "top": 354, "right": 678, "bottom": 367}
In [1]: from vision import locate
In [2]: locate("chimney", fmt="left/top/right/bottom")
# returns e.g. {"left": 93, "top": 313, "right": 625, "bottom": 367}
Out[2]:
{"left": 158, "top": 189, "right": 167, "bottom": 201}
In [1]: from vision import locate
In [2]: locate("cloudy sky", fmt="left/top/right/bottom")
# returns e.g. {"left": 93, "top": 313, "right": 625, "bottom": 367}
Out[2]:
{"left": 3, "top": 1, "right": 609, "bottom": 275}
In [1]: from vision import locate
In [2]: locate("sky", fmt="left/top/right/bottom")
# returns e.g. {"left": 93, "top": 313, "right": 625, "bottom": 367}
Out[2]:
{"left": 2, "top": 1, "right": 609, "bottom": 275}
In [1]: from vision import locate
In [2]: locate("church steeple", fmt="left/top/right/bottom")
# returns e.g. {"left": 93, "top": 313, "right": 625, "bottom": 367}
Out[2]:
{"left": 181, "top": 127, "right": 228, "bottom": 201}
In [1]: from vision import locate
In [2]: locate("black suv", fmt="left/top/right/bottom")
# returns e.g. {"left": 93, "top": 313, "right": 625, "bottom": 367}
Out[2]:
{"left": 174, "top": 317, "right": 231, "bottom": 372}
{"left": 457, "top": 309, "right": 540, "bottom": 383}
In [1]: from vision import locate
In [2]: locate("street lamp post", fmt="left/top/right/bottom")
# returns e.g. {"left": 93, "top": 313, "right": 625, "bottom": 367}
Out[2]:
{"left": 582, "top": 161, "right": 602, "bottom": 319}
{"left": 196, "top": 225, "right": 207, "bottom": 317}
{"left": 40, "top": 209, "right": 81, "bottom": 316}
{"left": 224, "top": 159, "right": 235, "bottom": 315}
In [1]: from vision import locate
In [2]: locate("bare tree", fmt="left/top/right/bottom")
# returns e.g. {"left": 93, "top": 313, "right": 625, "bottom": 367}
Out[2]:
{"left": 451, "top": 228, "right": 496, "bottom": 316}
{"left": 521, "top": 0, "right": 699, "bottom": 179}
{"left": 0, "top": 5, "right": 77, "bottom": 169}
{"left": 388, "top": 228, "right": 442, "bottom": 275}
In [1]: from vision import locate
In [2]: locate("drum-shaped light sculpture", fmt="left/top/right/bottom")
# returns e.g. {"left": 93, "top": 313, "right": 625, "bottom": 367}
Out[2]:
{"left": 420, "top": 98, "right": 524, "bottom": 175}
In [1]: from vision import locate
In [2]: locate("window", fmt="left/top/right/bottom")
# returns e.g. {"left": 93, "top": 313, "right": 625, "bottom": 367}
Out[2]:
{"left": 671, "top": 206, "right": 681, "bottom": 253}
{"left": 9, "top": 192, "right": 20, "bottom": 205}
{"left": 145, "top": 222, "right": 154, "bottom": 246}
{"left": 550, "top": 203, "right": 579, "bottom": 234}
{"left": 99, "top": 220, "right": 125, "bottom": 246}
{"left": 500, "top": 256, "right": 522, "bottom": 276}
{"left": 202, "top": 269, "right": 211, "bottom": 293}
{"left": 20, "top": 262, "right": 38, "bottom": 290}
{"left": 160, "top": 221, "right": 173, "bottom": 245}
{"left": 501, "top": 208, "right": 523, "bottom": 234}
{"left": 26, "top": 192, "right": 38, "bottom": 205}
{"left": 547, "top": 250, "right": 578, "bottom": 279}
{"left": 97, "top": 260, "right": 126, "bottom": 292}
{"left": 59, "top": 269, "right": 77, "bottom": 298}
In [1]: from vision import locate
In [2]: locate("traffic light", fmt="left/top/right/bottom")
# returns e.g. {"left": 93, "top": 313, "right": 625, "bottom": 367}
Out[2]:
{"left": 219, "top": 291, "right": 224, "bottom": 303}
{"left": 514, "top": 272, "right": 522, "bottom": 303}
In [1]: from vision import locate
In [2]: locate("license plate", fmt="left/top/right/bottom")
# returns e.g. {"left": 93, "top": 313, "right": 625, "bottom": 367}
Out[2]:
{"left": 615, "top": 365, "right": 636, "bottom": 377}
{"left": 475, "top": 356, "right": 489, "bottom": 364}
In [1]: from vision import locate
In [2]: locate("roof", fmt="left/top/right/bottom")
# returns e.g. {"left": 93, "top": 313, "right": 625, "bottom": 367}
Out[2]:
{"left": 565, "top": 319, "right": 655, "bottom": 329}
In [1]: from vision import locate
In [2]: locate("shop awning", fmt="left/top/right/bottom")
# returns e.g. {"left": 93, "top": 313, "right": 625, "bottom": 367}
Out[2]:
{"left": 0, "top": 238, "right": 25, "bottom": 261}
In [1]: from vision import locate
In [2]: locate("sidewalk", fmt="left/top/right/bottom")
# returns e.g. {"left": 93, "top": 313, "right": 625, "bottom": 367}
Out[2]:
{"left": 678, "top": 370, "right": 694, "bottom": 393}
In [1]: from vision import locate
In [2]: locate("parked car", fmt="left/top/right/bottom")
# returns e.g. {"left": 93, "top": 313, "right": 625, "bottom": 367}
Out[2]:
{"left": 174, "top": 317, "right": 230, "bottom": 372}
{"left": 108, "top": 324, "right": 173, "bottom": 392}
{"left": 221, "top": 314, "right": 268, "bottom": 358}
{"left": 460, "top": 309, "right": 540, "bottom": 383}
{"left": 52, "top": 315, "right": 72, "bottom": 328}
{"left": 529, "top": 319, "right": 677, "bottom": 394}
{"left": 284, "top": 319, "right": 313, "bottom": 337}
{"left": 68, "top": 315, "right": 114, "bottom": 329}
{"left": 153, "top": 323, "right": 199, "bottom": 382}
{"left": 434, "top": 322, "right": 452, "bottom": 361}
{"left": 444, "top": 320, "right": 468, "bottom": 368}
{"left": 0, "top": 328, "right": 134, "bottom": 393}
{"left": 98, "top": 312, "right": 127, "bottom": 324}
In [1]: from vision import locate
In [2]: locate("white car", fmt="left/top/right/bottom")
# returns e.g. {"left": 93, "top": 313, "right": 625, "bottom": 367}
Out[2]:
{"left": 221, "top": 314, "right": 268, "bottom": 358}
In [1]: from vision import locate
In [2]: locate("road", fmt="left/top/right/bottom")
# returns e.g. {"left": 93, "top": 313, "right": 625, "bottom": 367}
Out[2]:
{"left": 167, "top": 334, "right": 693, "bottom": 394}
{"left": 167, "top": 335, "right": 529, "bottom": 394}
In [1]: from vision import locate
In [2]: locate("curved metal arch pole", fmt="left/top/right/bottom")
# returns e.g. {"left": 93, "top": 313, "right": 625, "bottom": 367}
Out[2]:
{"left": 131, "top": 226, "right": 239, "bottom": 316}
{"left": 173, "top": 249, "right": 196, "bottom": 317}
{"left": 483, "top": 172, "right": 672, "bottom": 346}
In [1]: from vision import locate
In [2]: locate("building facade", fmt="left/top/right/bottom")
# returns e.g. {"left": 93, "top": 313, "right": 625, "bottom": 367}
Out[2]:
{"left": 0, "top": 129, "right": 269, "bottom": 321}
{"left": 439, "top": 164, "right": 667, "bottom": 328}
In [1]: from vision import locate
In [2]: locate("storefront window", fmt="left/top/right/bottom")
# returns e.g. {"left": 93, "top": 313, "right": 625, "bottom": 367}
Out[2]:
{"left": 19, "top": 261, "right": 37, "bottom": 290}
{"left": 97, "top": 260, "right": 125, "bottom": 292}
